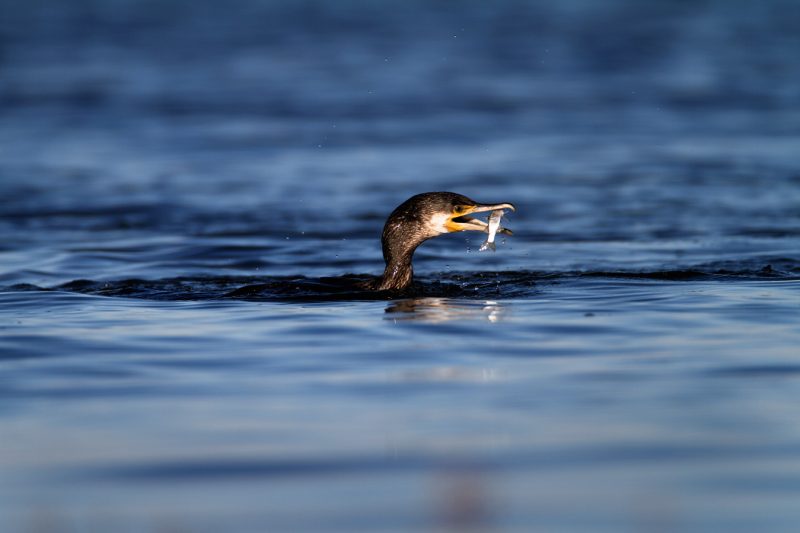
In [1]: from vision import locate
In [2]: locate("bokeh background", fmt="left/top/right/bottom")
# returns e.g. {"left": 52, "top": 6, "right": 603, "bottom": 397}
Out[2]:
{"left": 2, "top": 1, "right": 800, "bottom": 532}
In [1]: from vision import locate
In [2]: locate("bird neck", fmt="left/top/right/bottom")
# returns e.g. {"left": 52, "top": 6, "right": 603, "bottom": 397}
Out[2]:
{"left": 377, "top": 224, "right": 427, "bottom": 292}
{"left": 378, "top": 251, "right": 415, "bottom": 291}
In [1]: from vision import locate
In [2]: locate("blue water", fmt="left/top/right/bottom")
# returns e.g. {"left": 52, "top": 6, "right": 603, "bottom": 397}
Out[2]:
{"left": 2, "top": 1, "right": 800, "bottom": 531}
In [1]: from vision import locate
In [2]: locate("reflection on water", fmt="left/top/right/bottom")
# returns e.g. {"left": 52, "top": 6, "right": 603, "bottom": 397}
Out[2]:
{"left": 385, "top": 298, "right": 506, "bottom": 323}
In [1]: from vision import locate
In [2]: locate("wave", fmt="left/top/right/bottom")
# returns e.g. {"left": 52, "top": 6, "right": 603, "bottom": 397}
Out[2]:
{"left": 4, "top": 260, "right": 798, "bottom": 302}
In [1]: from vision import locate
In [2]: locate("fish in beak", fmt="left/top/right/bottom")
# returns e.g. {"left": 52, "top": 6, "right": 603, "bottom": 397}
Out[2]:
{"left": 445, "top": 202, "right": 515, "bottom": 235}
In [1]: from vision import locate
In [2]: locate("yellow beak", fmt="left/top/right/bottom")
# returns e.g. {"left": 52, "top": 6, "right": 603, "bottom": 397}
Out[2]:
{"left": 445, "top": 202, "right": 515, "bottom": 234}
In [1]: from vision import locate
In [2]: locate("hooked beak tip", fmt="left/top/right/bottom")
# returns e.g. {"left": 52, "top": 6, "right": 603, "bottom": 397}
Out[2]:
{"left": 468, "top": 202, "right": 516, "bottom": 214}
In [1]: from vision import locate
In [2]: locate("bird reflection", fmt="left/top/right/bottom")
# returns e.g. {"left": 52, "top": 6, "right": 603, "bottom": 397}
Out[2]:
{"left": 385, "top": 297, "right": 505, "bottom": 323}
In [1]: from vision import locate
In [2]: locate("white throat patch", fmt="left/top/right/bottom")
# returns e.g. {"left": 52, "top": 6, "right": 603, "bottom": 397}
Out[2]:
{"left": 429, "top": 212, "right": 452, "bottom": 234}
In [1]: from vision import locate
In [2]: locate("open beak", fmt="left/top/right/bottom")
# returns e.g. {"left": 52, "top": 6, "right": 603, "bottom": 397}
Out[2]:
{"left": 445, "top": 202, "right": 515, "bottom": 235}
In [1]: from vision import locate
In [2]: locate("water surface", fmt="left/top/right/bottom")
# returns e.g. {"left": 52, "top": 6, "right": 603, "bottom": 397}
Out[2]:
{"left": 2, "top": 1, "right": 800, "bottom": 531}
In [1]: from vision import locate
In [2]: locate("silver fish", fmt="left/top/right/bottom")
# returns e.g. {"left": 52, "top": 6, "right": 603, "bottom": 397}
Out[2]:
{"left": 479, "top": 209, "right": 504, "bottom": 252}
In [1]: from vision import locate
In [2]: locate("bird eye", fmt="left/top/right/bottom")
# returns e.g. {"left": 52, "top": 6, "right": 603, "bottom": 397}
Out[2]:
{"left": 454, "top": 205, "right": 467, "bottom": 214}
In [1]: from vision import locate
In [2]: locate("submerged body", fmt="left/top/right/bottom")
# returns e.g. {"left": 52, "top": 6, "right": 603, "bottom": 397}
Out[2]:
{"left": 479, "top": 209, "right": 505, "bottom": 252}
{"left": 375, "top": 192, "right": 515, "bottom": 291}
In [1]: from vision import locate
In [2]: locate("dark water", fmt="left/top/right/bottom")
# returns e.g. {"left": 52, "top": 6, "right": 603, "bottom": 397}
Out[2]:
{"left": 2, "top": 1, "right": 800, "bottom": 531}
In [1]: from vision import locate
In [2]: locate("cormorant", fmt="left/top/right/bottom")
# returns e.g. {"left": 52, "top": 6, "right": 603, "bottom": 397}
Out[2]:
{"left": 375, "top": 192, "right": 515, "bottom": 291}
{"left": 222, "top": 191, "right": 516, "bottom": 299}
